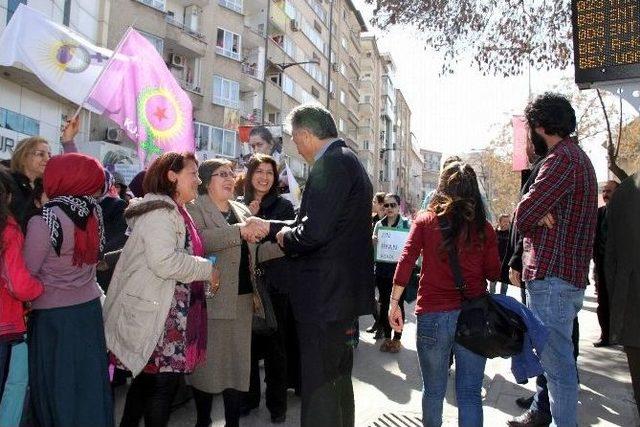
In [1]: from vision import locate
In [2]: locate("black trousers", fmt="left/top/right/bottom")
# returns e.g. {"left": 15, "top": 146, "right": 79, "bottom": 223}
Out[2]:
{"left": 375, "top": 275, "right": 406, "bottom": 340}
{"left": 119, "top": 372, "right": 182, "bottom": 427}
{"left": 193, "top": 387, "right": 243, "bottom": 427}
{"left": 624, "top": 346, "right": 640, "bottom": 415}
{"left": 595, "top": 275, "right": 610, "bottom": 342}
{"left": 246, "top": 292, "right": 299, "bottom": 417}
{"left": 297, "top": 320, "right": 355, "bottom": 427}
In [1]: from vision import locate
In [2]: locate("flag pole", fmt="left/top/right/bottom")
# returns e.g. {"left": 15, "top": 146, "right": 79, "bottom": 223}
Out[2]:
{"left": 71, "top": 26, "right": 134, "bottom": 120}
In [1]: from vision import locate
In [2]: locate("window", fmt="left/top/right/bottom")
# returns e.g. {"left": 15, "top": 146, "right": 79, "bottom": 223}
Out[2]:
{"left": 363, "top": 140, "right": 370, "bottom": 150}
{"left": 269, "top": 73, "right": 282, "bottom": 87}
{"left": 311, "top": 86, "right": 320, "bottom": 98}
{"left": 338, "top": 118, "right": 344, "bottom": 132}
{"left": 195, "top": 122, "right": 237, "bottom": 158}
{"left": 218, "top": 0, "right": 242, "bottom": 13}
{"left": 139, "top": 30, "right": 164, "bottom": 54}
{"left": 7, "top": 0, "right": 26, "bottom": 24}
{"left": 267, "top": 112, "right": 281, "bottom": 124}
{"left": 212, "top": 75, "right": 240, "bottom": 108}
{"left": 341, "top": 37, "right": 347, "bottom": 49}
{"left": 339, "top": 90, "right": 346, "bottom": 105}
{"left": 340, "top": 62, "right": 347, "bottom": 76}
{"left": 216, "top": 28, "right": 241, "bottom": 61}
{"left": 313, "top": 21, "right": 322, "bottom": 33}
{"left": 136, "top": 0, "right": 165, "bottom": 12}
{"left": 363, "top": 95, "right": 371, "bottom": 103}
{"left": 0, "top": 108, "right": 39, "bottom": 136}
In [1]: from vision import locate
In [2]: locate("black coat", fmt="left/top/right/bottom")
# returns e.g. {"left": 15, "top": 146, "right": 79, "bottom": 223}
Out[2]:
{"left": 253, "top": 194, "right": 295, "bottom": 294}
{"left": 501, "top": 158, "right": 545, "bottom": 281}
{"left": 605, "top": 172, "right": 640, "bottom": 347}
{"left": 269, "top": 140, "right": 375, "bottom": 324}
{"left": 96, "top": 196, "right": 128, "bottom": 291}
{"left": 8, "top": 172, "right": 37, "bottom": 229}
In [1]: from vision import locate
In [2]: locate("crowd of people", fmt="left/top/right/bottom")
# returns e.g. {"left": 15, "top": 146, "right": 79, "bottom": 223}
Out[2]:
{"left": 0, "top": 95, "right": 638, "bottom": 427}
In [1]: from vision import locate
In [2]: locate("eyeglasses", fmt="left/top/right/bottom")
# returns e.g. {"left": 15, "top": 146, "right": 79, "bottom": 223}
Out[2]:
{"left": 211, "top": 171, "right": 236, "bottom": 179}
{"left": 383, "top": 203, "right": 398, "bottom": 208}
{"left": 30, "top": 150, "right": 52, "bottom": 159}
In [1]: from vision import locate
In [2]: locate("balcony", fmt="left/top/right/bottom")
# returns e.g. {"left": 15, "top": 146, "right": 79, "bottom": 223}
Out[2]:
{"left": 269, "top": 1, "right": 288, "bottom": 33}
{"left": 241, "top": 47, "right": 265, "bottom": 83}
{"left": 240, "top": 92, "right": 263, "bottom": 124}
{"left": 218, "top": 0, "right": 242, "bottom": 13}
{"left": 165, "top": 16, "right": 207, "bottom": 56}
{"left": 265, "top": 79, "right": 283, "bottom": 109}
{"left": 359, "top": 102, "right": 374, "bottom": 117}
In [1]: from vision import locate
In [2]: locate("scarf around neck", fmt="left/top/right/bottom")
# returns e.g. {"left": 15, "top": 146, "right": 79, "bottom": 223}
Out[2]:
{"left": 41, "top": 195, "right": 105, "bottom": 266}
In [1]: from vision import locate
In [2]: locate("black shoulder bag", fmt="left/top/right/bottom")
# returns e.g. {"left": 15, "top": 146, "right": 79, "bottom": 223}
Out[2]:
{"left": 439, "top": 217, "right": 526, "bottom": 359}
{"left": 252, "top": 244, "right": 278, "bottom": 336}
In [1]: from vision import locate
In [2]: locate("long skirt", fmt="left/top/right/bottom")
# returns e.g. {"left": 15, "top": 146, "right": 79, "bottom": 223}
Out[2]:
{"left": 189, "top": 294, "right": 253, "bottom": 393}
{"left": 28, "top": 298, "right": 114, "bottom": 427}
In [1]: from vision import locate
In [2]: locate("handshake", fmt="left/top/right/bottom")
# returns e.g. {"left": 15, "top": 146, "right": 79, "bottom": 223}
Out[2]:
{"left": 240, "top": 217, "right": 271, "bottom": 243}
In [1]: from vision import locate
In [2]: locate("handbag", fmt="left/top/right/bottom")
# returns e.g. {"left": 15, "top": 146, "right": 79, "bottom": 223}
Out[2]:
{"left": 439, "top": 217, "right": 526, "bottom": 359}
{"left": 251, "top": 245, "right": 278, "bottom": 336}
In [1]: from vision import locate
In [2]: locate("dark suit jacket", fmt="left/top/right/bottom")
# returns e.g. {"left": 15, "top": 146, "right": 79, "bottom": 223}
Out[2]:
{"left": 605, "top": 172, "right": 640, "bottom": 347}
{"left": 269, "top": 140, "right": 375, "bottom": 324}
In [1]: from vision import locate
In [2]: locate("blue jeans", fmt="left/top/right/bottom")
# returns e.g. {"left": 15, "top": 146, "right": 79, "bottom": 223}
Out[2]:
{"left": 0, "top": 341, "right": 29, "bottom": 426}
{"left": 416, "top": 311, "right": 486, "bottom": 427}
{"left": 526, "top": 277, "right": 584, "bottom": 427}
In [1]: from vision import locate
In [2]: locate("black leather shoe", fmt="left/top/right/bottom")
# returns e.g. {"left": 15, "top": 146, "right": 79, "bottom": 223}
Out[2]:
{"left": 365, "top": 322, "right": 379, "bottom": 333}
{"left": 373, "top": 330, "right": 385, "bottom": 340}
{"left": 515, "top": 395, "right": 534, "bottom": 409}
{"left": 507, "top": 410, "right": 552, "bottom": 426}
{"left": 271, "top": 414, "right": 286, "bottom": 423}
{"left": 593, "top": 340, "right": 611, "bottom": 347}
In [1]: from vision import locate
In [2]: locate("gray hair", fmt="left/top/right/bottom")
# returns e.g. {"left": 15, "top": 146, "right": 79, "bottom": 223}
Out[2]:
{"left": 285, "top": 103, "right": 338, "bottom": 139}
{"left": 197, "top": 158, "right": 232, "bottom": 195}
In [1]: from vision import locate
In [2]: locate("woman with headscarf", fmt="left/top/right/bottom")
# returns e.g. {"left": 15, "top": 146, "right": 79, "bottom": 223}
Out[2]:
{"left": 23, "top": 153, "right": 113, "bottom": 427}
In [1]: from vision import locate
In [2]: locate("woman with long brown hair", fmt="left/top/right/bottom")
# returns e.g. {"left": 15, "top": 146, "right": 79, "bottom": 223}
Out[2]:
{"left": 389, "top": 162, "right": 500, "bottom": 427}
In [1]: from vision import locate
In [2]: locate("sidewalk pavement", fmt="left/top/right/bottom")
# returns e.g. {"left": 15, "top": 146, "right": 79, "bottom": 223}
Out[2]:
{"left": 114, "top": 285, "right": 639, "bottom": 426}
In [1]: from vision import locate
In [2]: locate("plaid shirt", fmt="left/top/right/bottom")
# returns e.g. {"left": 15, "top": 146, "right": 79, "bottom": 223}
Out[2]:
{"left": 515, "top": 138, "right": 598, "bottom": 288}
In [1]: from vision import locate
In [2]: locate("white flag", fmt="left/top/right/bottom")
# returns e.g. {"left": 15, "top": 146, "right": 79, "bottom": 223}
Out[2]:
{"left": 281, "top": 162, "right": 301, "bottom": 208}
{"left": 0, "top": 4, "right": 112, "bottom": 109}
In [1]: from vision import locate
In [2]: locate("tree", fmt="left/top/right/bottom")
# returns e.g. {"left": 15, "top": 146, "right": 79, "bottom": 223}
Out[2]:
{"left": 368, "top": 0, "right": 572, "bottom": 76}
{"left": 467, "top": 124, "right": 521, "bottom": 219}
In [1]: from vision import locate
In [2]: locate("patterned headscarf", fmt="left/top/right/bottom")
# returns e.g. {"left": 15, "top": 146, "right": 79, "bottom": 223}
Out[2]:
{"left": 42, "top": 153, "right": 105, "bottom": 266}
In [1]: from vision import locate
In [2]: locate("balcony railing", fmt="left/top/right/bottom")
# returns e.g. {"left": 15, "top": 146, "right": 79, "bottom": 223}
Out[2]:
{"left": 165, "top": 15, "right": 205, "bottom": 40}
{"left": 242, "top": 62, "right": 260, "bottom": 78}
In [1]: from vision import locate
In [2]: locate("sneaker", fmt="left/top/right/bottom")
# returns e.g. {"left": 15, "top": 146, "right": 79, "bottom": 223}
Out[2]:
{"left": 507, "top": 410, "right": 552, "bottom": 426}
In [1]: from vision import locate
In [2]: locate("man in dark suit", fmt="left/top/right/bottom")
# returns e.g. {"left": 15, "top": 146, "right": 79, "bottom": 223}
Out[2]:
{"left": 593, "top": 180, "right": 618, "bottom": 347}
{"left": 605, "top": 172, "right": 640, "bottom": 415}
{"left": 251, "top": 104, "right": 375, "bottom": 427}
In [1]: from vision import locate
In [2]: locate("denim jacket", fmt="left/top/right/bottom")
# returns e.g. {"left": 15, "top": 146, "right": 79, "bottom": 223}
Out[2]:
{"left": 492, "top": 294, "right": 549, "bottom": 384}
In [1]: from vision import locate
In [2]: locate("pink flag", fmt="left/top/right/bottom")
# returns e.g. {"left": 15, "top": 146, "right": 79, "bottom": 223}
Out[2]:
{"left": 512, "top": 115, "right": 529, "bottom": 172}
{"left": 86, "top": 28, "right": 194, "bottom": 165}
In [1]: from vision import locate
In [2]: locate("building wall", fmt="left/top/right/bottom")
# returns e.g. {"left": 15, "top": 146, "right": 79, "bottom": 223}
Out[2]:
{"left": 358, "top": 35, "right": 382, "bottom": 187}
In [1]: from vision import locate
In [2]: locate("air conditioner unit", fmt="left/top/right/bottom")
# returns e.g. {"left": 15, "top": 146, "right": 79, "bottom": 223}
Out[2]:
{"left": 105, "top": 127, "right": 122, "bottom": 143}
{"left": 331, "top": 62, "right": 339, "bottom": 72}
{"left": 290, "top": 20, "right": 300, "bottom": 31}
{"left": 171, "top": 53, "right": 186, "bottom": 68}
{"left": 184, "top": 5, "right": 201, "bottom": 32}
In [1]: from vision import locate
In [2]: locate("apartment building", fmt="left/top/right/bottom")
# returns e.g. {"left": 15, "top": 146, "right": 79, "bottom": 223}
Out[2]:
{"left": 378, "top": 52, "right": 396, "bottom": 192}
{"left": 326, "top": 0, "right": 365, "bottom": 153}
{"left": 0, "top": 0, "right": 108, "bottom": 160}
{"left": 407, "top": 143, "right": 423, "bottom": 211}
{"left": 420, "top": 148, "right": 442, "bottom": 202}
{"left": 394, "top": 88, "right": 411, "bottom": 204}
{"left": 358, "top": 34, "right": 382, "bottom": 186}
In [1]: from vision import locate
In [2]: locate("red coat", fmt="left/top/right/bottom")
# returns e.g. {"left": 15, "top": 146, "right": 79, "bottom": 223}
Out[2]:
{"left": 0, "top": 217, "right": 43, "bottom": 341}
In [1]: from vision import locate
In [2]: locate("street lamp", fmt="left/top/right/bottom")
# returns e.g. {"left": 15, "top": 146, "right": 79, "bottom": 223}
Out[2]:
{"left": 274, "top": 59, "right": 320, "bottom": 71}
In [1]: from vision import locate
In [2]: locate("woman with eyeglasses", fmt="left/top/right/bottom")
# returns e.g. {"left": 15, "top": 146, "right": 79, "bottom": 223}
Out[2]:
{"left": 240, "top": 154, "right": 297, "bottom": 423}
{"left": 372, "top": 193, "right": 411, "bottom": 353}
{"left": 8, "top": 117, "right": 79, "bottom": 228}
{"left": 186, "top": 159, "right": 270, "bottom": 427}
